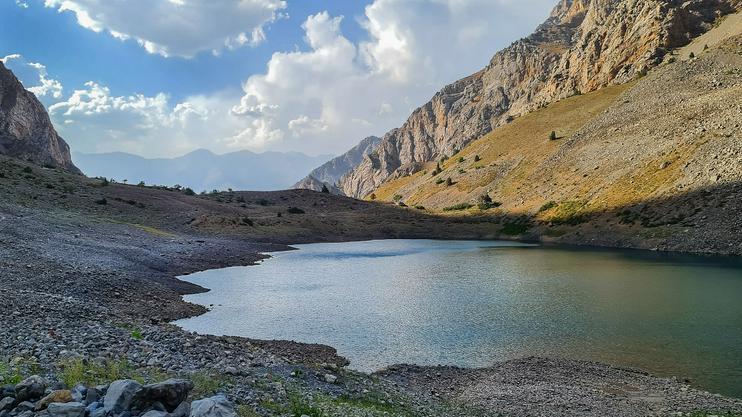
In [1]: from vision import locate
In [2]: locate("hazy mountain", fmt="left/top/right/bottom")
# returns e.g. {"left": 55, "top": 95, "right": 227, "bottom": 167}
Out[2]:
{"left": 73, "top": 149, "right": 334, "bottom": 192}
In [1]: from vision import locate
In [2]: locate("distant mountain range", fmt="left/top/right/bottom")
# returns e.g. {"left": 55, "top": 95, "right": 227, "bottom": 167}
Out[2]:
{"left": 72, "top": 149, "right": 333, "bottom": 192}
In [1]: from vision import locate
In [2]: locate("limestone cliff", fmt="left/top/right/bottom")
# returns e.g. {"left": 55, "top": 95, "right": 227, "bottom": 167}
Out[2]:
{"left": 293, "top": 136, "right": 380, "bottom": 193}
{"left": 339, "top": 0, "right": 740, "bottom": 198}
{"left": 0, "top": 62, "right": 80, "bottom": 174}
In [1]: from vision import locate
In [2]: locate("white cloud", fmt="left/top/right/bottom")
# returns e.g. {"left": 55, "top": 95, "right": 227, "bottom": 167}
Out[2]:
{"left": 47, "top": 82, "right": 250, "bottom": 156}
{"left": 230, "top": 0, "right": 556, "bottom": 155}
{"left": 1, "top": 54, "right": 64, "bottom": 101}
{"left": 43, "top": 0, "right": 287, "bottom": 58}
{"left": 15, "top": 1, "right": 29, "bottom": 8}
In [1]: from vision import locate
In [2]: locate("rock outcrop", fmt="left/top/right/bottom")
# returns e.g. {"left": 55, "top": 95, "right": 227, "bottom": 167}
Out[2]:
{"left": 0, "top": 61, "right": 80, "bottom": 174}
{"left": 294, "top": 135, "right": 380, "bottom": 193}
{"left": 339, "top": 0, "right": 740, "bottom": 198}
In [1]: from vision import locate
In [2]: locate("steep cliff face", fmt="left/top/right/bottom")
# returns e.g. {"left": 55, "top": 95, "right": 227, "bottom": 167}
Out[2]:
{"left": 340, "top": 0, "right": 739, "bottom": 198}
{"left": 0, "top": 62, "right": 80, "bottom": 174}
{"left": 293, "top": 136, "right": 380, "bottom": 192}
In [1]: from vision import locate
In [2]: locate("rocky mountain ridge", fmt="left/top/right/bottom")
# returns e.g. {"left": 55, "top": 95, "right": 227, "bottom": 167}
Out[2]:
{"left": 338, "top": 0, "right": 741, "bottom": 198}
{"left": 293, "top": 136, "right": 380, "bottom": 192}
{"left": 0, "top": 61, "right": 80, "bottom": 174}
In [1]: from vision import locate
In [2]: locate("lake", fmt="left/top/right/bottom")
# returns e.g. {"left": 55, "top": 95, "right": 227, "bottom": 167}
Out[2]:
{"left": 175, "top": 240, "right": 742, "bottom": 398}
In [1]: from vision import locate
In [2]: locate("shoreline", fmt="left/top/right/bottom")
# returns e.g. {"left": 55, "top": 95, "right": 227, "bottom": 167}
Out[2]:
{"left": 170, "top": 238, "right": 742, "bottom": 400}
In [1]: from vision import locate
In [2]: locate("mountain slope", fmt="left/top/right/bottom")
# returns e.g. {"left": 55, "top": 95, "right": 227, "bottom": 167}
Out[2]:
{"left": 372, "top": 33, "right": 742, "bottom": 255}
{"left": 293, "top": 135, "right": 380, "bottom": 192}
{"left": 73, "top": 149, "right": 333, "bottom": 192}
{"left": 339, "top": 0, "right": 740, "bottom": 198}
{"left": 0, "top": 61, "right": 80, "bottom": 173}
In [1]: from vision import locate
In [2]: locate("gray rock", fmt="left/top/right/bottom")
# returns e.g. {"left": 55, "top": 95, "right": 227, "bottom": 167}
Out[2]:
{"left": 47, "top": 402, "right": 85, "bottom": 417}
{"left": 71, "top": 385, "right": 87, "bottom": 403}
{"left": 0, "top": 398, "right": 13, "bottom": 412}
{"left": 140, "top": 411, "right": 167, "bottom": 417}
{"left": 189, "top": 395, "right": 237, "bottom": 417}
{"left": 103, "top": 380, "right": 142, "bottom": 414}
{"left": 14, "top": 376, "right": 46, "bottom": 402}
{"left": 15, "top": 410, "right": 33, "bottom": 417}
{"left": 84, "top": 387, "right": 99, "bottom": 405}
{"left": 13, "top": 401, "right": 35, "bottom": 413}
{"left": 131, "top": 379, "right": 193, "bottom": 412}
{"left": 89, "top": 406, "right": 108, "bottom": 417}
{"left": 170, "top": 401, "right": 190, "bottom": 417}
{"left": 323, "top": 374, "right": 337, "bottom": 384}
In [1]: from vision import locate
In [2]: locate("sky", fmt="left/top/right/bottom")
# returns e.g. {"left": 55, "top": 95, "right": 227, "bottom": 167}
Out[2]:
{"left": 1, "top": 0, "right": 556, "bottom": 158}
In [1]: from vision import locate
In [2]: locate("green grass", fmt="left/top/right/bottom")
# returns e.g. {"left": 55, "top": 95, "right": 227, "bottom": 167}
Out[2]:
{"left": 548, "top": 201, "right": 590, "bottom": 225}
{"left": 443, "top": 203, "right": 473, "bottom": 212}
{"left": 189, "top": 371, "right": 232, "bottom": 398}
{"left": 57, "top": 358, "right": 144, "bottom": 388}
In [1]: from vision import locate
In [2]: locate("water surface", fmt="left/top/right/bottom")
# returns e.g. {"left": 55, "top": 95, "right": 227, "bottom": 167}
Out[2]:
{"left": 175, "top": 240, "right": 742, "bottom": 398}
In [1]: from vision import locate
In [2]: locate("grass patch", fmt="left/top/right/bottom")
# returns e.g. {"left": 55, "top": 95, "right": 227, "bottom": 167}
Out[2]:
{"left": 189, "top": 371, "right": 227, "bottom": 398}
{"left": 289, "top": 394, "right": 326, "bottom": 417}
{"left": 538, "top": 201, "right": 557, "bottom": 213}
{"left": 443, "top": 203, "right": 474, "bottom": 212}
{"left": 57, "top": 358, "right": 144, "bottom": 387}
{"left": 548, "top": 201, "right": 590, "bottom": 225}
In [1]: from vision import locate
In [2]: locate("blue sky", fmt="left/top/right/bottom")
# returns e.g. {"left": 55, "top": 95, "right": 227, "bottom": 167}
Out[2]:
{"left": 1, "top": 0, "right": 555, "bottom": 158}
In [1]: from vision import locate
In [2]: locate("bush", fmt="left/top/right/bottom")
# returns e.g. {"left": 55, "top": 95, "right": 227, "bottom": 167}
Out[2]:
{"left": 22, "top": 167, "right": 33, "bottom": 174}
{"left": 321, "top": 184, "right": 329, "bottom": 193}
{"left": 241, "top": 217, "right": 254, "bottom": 226}
{"left": 183, "top": 188, "right": 196, "bottom": 196}
{"left": 137, "top": 181, "right": 146, "bottom": 187}
{"left": 443, "top": 203, "right": 473, "bottom": 211}
{"left": 99, "top": 177, "right": 110, "bottom": 186}
{"left": 457, "top": 156, "right": 465, "bottom": 163}
{"left": 445, "top": 177, "right": 453, "bottom": 186}
{"left": 435, "top": 178, "right": 445, "bottom": 185}
{"left": 287, "top": 207, "right": 305, "bottom": 214}
{"left": 392, "top": 194, "right": 403, "bottom": 202}
{"left": 414, "top": 205, "right": 426, "bottom": 210}
{"left": 95, "top": 198, "right": 107, "bottom": 205}
{"left": 501, "top": 222, "right": 529, "bottom": 235}
{"left": 369, "top": 193, "right": 377, "bottom": 200}
{"left": 549, "top": 131, "right": 558, "bottom": 141}
{"left": 474, "top": 155, "right": 481, "bottom": 162}
{"left": 538, "top": 201, "right": 558, "bottom": 212}
{"left": 689, "top": 52, "right": 695, "bottom": 59}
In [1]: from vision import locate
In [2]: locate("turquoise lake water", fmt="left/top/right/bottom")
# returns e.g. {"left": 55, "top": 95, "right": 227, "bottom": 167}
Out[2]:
{"left": 175, "top": 240, "right": 742, "bottom": 398}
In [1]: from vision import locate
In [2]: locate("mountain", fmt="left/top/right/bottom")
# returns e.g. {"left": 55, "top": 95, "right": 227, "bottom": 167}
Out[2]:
{"left": 0, "top": 61, "right": 80, "bottom": 173}
{"left": 72, "top": 149, "right": 333, "bottom": 192}
{"left": 370, "top": 17, "right": 742, "bottom": 254}
{"left": 338, "top": 0, "right": 741, "bottom": 198}
{"left": 293, "top": 135, "right": 380, "bottom": 192}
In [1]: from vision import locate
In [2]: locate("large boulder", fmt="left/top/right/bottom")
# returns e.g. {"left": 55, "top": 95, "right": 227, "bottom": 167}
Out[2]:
{"left": 131, "top": 379, "right": 193, "bottom": 412}
{"left": 14, "top": 376, "right": 46, "bottom": 402}
{"left": 103, "top": 380, "right": 142, "bottom": 414}
{"left": 189, "top": 395, "right": 237, "bottom": 417}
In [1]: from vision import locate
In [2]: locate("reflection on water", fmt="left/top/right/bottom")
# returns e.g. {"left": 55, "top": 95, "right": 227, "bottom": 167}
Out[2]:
{"left": 175, "top": 240, "right": 742, "bottom": 398}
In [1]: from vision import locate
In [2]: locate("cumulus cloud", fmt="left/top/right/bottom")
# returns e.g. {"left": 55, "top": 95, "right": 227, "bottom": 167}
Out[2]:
{"left": 43, "top": 0, "right": 287, "bottom": 58}
{"left": 1, "top": 54, "right": 64, "bottom": 102}
{"left": 48, "top": 82, "right": 248, "bottom": 156}
{"left": 15, "top": 1, "right": 29, "bottom": 8}
{"left": 230, "top": 0, "right": 556, "bottom": 155}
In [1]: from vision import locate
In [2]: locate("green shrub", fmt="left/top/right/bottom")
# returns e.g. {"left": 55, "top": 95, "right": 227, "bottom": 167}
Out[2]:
{"left": 458, "top": 157, "right": 465, "bottom": 163}
{"left": 182, "top": 187, "right": 195, "bottom": 196}
{"left": 392, "top": 194, "right": 403, "bottom": 202}
{"left": 435, "top": 178, "right": 445, "bottom": 185}
{"left": 287, "top": 207, "right": 305, "bottom": 214}
{"left": 501, "top": 222, "right": 529, "bottom": 235}
{"left": 549, "top": 131, "right": 558, "bottom": 141}
{"left": 369, "top": 193, "right": 376, "bottom": 200}
{"left": 443, "top": 203, "right": 473, "bottom": 212}
{"left": 446, "top": 178, "right": 453, "bottom": 186}
{"left": 95, "top": 198, "right": 107, "bottom": 205}
{"left": 241, "top": 217, "right": 254, "bottom": 226}
{"left": 99, "top": 177, "right": 110, "bottom": 186}
{"left": 538, "top": 201, "right": 557, "bottom": 213}
{"left": 474, "top": 155, "right": 481, "bottom": 162}
{"left": 321, "top": 185, "right": 329, "bottom": 193}
{"left": 414, "top": 205, "right": 426, "bottom": 210}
